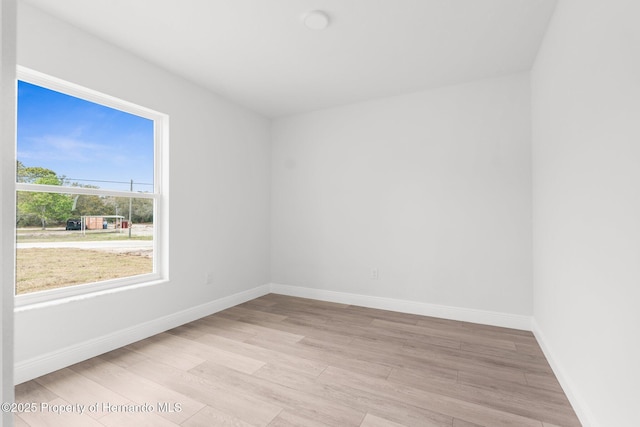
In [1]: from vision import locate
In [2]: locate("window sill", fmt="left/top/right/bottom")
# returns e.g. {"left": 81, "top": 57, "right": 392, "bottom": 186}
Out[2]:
{"left": 14, "top": 275, "right": 168, "bottom": 312}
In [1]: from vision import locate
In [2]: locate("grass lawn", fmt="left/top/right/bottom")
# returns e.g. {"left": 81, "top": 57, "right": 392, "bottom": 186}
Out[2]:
{"left": 16, "top": 248, "right": 153, "bottom": 295}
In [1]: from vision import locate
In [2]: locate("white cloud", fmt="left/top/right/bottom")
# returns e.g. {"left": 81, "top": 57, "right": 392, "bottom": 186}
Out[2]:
{"left": 19, "top": 134, "right": 109, "bottom": 163}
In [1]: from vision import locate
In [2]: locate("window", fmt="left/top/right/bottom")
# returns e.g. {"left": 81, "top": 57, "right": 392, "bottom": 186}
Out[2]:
{"left": 15, "top": 67, "right": 168, "bottom": 306}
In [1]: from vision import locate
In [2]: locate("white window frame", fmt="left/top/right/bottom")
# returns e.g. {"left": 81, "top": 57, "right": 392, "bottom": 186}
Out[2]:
{"left": 15, "top": 67, "right": 169, "bottom": 307}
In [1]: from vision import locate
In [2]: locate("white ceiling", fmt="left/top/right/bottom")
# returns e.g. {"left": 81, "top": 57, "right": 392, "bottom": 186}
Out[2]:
{"left": 22, "top": 0, "right": 557, "bottom": 118}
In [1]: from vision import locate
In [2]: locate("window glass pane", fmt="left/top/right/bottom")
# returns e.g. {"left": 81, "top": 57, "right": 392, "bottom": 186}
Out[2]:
{"left": 16, "top": 191, "right": 154, "bottom": 295}
{"left": 15, "top": 74, "right": 163, "bottom": 302}
{"left": 17, "top": 80, "right": 154, "bottom": 192}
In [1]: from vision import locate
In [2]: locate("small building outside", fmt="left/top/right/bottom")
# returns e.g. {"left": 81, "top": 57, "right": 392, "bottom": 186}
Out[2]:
{"left": 84, "top": 216, "right": 104, "bottom": 230}
{"left": 81, "top": 215, "right": 126, "bottom": 232}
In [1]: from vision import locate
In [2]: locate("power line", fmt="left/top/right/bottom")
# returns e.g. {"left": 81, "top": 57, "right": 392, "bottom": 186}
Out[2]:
{"left": 65, "top": 178, "right": 153, "bottom": 186}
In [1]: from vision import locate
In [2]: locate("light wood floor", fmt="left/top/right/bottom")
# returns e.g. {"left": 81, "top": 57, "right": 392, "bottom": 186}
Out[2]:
{"left": 15, "top": 294, "right": 581, "bottom": 426}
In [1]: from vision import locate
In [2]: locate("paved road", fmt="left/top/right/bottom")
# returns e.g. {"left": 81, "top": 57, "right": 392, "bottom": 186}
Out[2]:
{"left": 17, "top": 241, "right": 153, "bottom": 250}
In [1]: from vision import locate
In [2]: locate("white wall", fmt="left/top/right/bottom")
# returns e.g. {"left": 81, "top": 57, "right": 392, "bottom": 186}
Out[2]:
{"left": 271, "top": 73, "right": 532, "bottom": 318}
{"left": 531, "top": 0, "right": 640, "bottom": 425}
{"left": 14, "top": 2, "right": 271, "bottom": 377}
{"left": 1, "top": 0, "right": 17, "bottom": 423}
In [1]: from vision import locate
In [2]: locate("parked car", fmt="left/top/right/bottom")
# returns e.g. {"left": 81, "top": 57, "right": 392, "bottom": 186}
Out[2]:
{"left": 65, "top": 219, "right": 82, "bottom": 230}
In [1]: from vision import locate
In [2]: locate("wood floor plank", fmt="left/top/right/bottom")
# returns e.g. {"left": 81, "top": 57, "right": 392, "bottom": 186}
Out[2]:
{"left": 34, "top": 368, "right": 131, "bottom": 419}
{"left": 525, "top": 372, "right": 567, "bottom": 394}
{"left": 253, "top": 363, "right": 326, "bottom": 388}
{"left": 348, "top": 335, "right": 461, "bottom": 368}
{"left": 387, "top": 365, "right": 458, "bottom": 388}
{"left": 453, "top": 418, "right": 485, "bottom": 427}
{"left": 198, "top": 333, "right": 327, "bottom": 377}
{"left": 127, "top": 359, "right": 282, "bottom": 426}
{"left": 360, "top": 413, "right": 408, "bottom": 427}
{"left": 204, "top": 316, "right": 304, "bottom": 344}
{"left": 457, "top": 371, "right": 569, "bottom": 406}
{"left": 252, "top": 356, "right": 452, "bottom": 427}
{"left": 217, "top": 305, "right": 289, "bottom": 323}
{"left": 416, "top": 371, "right": 579, "bottom": 426}
{"left": 15, "top": 397, "right": 105, "bottom": 427}
{"left": 372, "top": 318, "right": 519, "bottom": 352}
{"left": 98, "top": 410, "right": 180, "bottom": 427}
{"left": 399, "top": 344, "right": 529, "bottom": 385}
{"left": 245, "top": 334, "right": 393, "bottom": 379}
{"left": 13, "top": 414, "right": 30, "bottom": 427}
{"left": 181, "top": 405, "right": 256, "bottom": 427}
{"left": 14, "top": 294, "right": 580, "bottom": 427}
{"left": 346, "top": 305, "right": 425, "bottom": 326}
{"left": 164, "top": 323, "right": 209, "bottom": 341}
{"left": 459, "top": 341, "right": 550, "bottom": 366}
{"left": 389, "top": 365, "right": 578, "bottom": 426}
{"left": 260, "top": 294, "right": 349, "bottom": 309}
{"left": 144, "top": 332, "right": 266, "bottom": 374}
{"left": 98, "top": 346, "right": 151, "bottom": 369}
{"left": 191, "top": 316, "right": 259, "bottom": 342}
{"left": 71, "top": 356, "right": 205, "bottom": 424}
{"left": 516, "top": 341, "right": 547, "bottom": 357}
{"left": 267, "top": 409, "right": 339, "bottom": 427}
{"left": 15, "top": 378, "right": 58, "bottom": 404}
{"left": 249, "top": 316, "right": 355, "bottom": 346}
{"left": 125, "top": 338, "right": 206, "bottom": 371}
{"left": 319, "top": 366, "right": 544, "bottom": 427}
{"left": 460, "top": 322, "right": 537, "bottom": 343}
{"left": 356, "top": 320, "right": 463, "bottom": 350}
{"left": 190, "top": 359, "right": 366, "bottom": 426}
{"left": 402, "top": 340, "right": 554, "bottom": 378}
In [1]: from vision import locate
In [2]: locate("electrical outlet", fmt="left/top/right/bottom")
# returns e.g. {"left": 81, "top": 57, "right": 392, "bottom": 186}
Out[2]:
{"left": 370, "top": 268, "right": 379, "bottom": 280}
{"left": 206, "top": 272, "right": 214, "bottom": 284}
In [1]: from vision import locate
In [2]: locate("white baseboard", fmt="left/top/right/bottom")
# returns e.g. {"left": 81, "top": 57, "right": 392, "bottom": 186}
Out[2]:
{"left": 14, "top": 284, "right": 271, "bottom": 384}
{"left": 269, "top": 283, "right": 532, "bottom": 331}
{"left": 532, "top": 319, "right": 595, "bottom": 427}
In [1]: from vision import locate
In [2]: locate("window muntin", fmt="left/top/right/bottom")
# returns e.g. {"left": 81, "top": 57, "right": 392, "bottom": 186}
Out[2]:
{"left": 15, "top": 67, "right": 167, "bottom": 306}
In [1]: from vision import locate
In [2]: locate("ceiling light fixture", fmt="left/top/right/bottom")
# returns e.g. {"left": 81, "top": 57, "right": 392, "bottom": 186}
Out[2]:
{"left": 303, "top": 10, "right": 330, "bottom": 30}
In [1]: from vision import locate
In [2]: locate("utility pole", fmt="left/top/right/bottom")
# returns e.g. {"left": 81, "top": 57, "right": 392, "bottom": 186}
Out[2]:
{"left": 128, "top": 179, "right": 133, "bottom": 238}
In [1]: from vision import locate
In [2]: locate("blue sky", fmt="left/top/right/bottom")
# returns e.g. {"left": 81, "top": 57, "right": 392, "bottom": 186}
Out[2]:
{"left": 17, "top": 80, "right": 154, "bottom": 192}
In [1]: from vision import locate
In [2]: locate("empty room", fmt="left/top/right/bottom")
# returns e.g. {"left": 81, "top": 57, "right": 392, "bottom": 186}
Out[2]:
{"left": 0, "top": 0, "right": 638, "bottom": 426}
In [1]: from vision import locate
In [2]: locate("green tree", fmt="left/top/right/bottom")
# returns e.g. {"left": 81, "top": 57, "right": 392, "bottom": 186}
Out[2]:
{"left": 69, "top": 183, "right": 112, "bottom": 217}
{"left": 72, "top": 194, "right": 111, "bottom": 216}
{"left": 16, "top": 161, "right": 58, "bottom": 183}
{"left": 18, "top": 175, "right": 73, "bottom": 229}
{"left": 131, "top": 198, "right": 153, "bottom": 223}
{"left": 111, "top": 197, "right": 153, "bottom": 224}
